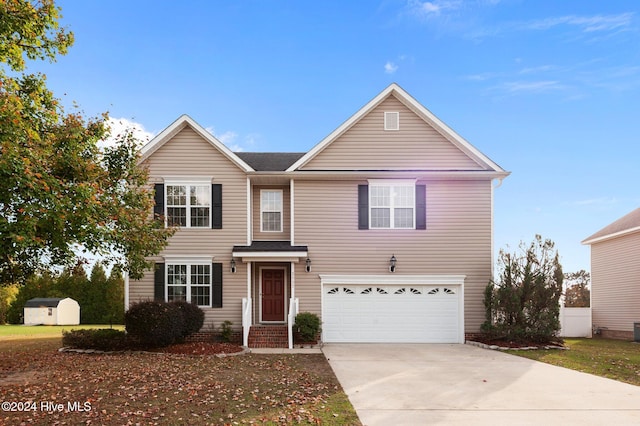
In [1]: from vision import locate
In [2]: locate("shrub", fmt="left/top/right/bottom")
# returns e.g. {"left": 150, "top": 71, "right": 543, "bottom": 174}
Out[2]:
{"left": 482, "top": 235, "right": 563, "bottom": 342}
{"left": 219, "top": 320, "right": 233, "bottom": 343}
{"left": 62, "top": 328, "right": 129, "bottom": 351}
{"left": 171, "top": 301, "right": 205, "bottom": 340}
{"left": 125, "top": 300, "right": 185, "bottom": 348}
{"left": 295, "top": 312, "right": 321, "bottom": 342}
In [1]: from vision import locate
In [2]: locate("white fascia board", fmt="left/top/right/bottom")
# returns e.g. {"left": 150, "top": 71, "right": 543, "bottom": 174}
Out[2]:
{"left": 287, "top": 170, "right": 510, "bottom": 181}
{"left": 581, "top": 226, "right": 640, "bottom": 245}
{"left": 162, "top": 255, "right": 214, "bottom": 263}
{"left": 139, "top": 114, "right": 254, "bottom": 172}
{"left": 319, "top": 274, "right": 466, "bottom": 286}
{"left": 232, "top": 251, "right": 308, "bottom": 262}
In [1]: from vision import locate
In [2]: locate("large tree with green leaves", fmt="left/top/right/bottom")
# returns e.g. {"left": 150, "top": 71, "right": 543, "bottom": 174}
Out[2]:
{"left": 0, "top": 0, "right": 173, "bottom": 285}
{"left": 482, "top": 235, "right": 564, "bottom": 342}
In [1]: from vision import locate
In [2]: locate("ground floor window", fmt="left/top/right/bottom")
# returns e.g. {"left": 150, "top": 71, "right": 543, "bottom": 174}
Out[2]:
{"left": 167, "top": 263, "right": 211, "bottom": 307}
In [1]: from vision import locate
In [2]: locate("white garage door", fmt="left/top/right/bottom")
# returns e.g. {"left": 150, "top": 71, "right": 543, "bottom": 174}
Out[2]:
{"left": 323, "top": 283, "right": 462, "bottom": 343}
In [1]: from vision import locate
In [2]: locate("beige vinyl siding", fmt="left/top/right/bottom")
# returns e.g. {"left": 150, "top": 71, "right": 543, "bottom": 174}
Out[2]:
{"left": 590, "top": 232, "right": 640, "bottom": 333}
{"left": 132, "top": 126, "right": 249, "bottom": 327}
{"left": 301, "top": 95, "right": 485, "bottom": 171}
{"left": 252, "top": 185, "right": 291, "bottom": 240}
{"left": 293, "top": 178, "right": 493, "bottom": 332}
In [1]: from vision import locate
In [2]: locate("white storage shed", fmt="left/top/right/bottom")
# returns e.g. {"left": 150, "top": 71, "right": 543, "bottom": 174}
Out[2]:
{"left": 24, "top": 297, "right": 80, "bottom": 325}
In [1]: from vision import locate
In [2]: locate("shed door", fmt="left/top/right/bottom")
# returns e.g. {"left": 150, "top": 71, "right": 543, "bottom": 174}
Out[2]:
{"left": 323, "top": 284, "right": 461, "bottom": 343}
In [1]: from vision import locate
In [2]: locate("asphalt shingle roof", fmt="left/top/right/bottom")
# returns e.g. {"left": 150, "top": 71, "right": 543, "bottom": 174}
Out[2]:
{"left": 24, "top": 298, "right": 63, "bottom": 308}
{"left": 233, "top": 241, "right": 308, "bottom": 252}
{"left": 583, "top": 208, "right": 640, "bottom": 244}
{"left": 235, "top": 152, "right": 305, "bottom": 171}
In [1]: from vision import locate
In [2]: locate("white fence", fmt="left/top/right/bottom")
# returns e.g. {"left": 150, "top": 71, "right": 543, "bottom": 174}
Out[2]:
{"left": 559, "top": 307, "right": 592, "bottom": 338}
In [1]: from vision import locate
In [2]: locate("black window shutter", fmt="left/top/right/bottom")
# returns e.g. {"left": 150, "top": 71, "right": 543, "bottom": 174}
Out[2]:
{"left": 416, "top": 184, "right": 426, "bottom": 230}
{"left": 358, "top": 184, "right": 369, "bottom": 229}
{"left": 154, "top": 183, "right": 164, "bottom": 222}
{"left": 154, "top": 262, "right": 165, "bottom": 301}
{"left": 212, "top": 184, "right": 222, "bottom": 229}
{"left": 211, "top": 262, "right": 223, "bottom": 308}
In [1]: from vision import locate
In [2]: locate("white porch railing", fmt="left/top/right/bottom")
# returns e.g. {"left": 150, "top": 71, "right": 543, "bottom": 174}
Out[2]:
{"left": 242, "top": 297, "right": 252, "bottom": 347}
{"left": 287, "top": 297, "right": 299, "bottom": 349}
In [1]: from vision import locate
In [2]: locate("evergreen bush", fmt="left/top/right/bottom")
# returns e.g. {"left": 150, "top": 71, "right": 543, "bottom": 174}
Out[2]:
{"left": 125, "top": 300, "right": 184, "bottom": 348}
{"left": 171, "top": 300, "right": 205, "bottom": 340}
{"left": 482, "top": 235, "right": 563, "bottom": 342}
{"left": 294, "top": 312, "right": 321, "bottom": 342}
{"left": 62, "top": 328, "right": 129, "bottom": 351}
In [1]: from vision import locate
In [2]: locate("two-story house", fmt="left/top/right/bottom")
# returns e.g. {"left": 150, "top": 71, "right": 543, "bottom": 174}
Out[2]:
{"left": 127, "top": 83, "right": 509, "bottom": 348}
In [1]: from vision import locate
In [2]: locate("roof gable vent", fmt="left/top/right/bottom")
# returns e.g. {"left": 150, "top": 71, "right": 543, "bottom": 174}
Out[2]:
{"left": 384, "top": 111, "right": 399, "bottom": 131}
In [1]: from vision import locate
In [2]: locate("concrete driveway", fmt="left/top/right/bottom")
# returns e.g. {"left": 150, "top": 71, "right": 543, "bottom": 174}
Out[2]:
{"left": 323, "top": 343, "right": 640, "bottom": 426}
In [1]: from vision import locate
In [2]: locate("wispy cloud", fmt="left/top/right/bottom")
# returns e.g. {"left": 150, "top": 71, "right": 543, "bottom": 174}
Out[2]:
{"left": 384, "top": 61, "right": 399, "bottom": 74}
{"left": 408, "top": 0, "right": 462, "bottom": 17}
{"left": 492, "top": 80, "right": 566, "bottom": 95}
{"left": 205, "top": 126, "right": 257, "bottom": 152}
{"left": 568, "top": 197, "right": 619, "bottom": 207}
{"left": 522, "top": 13, "right": 634, "bottom": 33}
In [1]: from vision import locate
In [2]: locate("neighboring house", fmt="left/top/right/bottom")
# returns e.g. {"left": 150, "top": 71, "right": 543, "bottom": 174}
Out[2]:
{"left": 582, "top": 208, "right": 640, "bottom": 340}
{"left": 24, "top": 297, "right": 80, "bottom": 326}
{"left": 127, "top": 83, "right": 509, "bottom": 347}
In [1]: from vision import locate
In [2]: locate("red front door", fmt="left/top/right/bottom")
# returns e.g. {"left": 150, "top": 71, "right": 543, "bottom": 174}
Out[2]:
{"left": 261, "top": 269, "right": 285, "bottom": 322}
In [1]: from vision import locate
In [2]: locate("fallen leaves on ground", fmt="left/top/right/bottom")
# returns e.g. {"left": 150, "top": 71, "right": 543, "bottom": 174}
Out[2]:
{"left": 0, "top": 338, "right": 359, "bottom": 425}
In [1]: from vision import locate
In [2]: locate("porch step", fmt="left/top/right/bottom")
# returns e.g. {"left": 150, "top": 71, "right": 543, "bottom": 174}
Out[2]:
{"left": 248, "top": 325, "right": 289, "bottom": 348}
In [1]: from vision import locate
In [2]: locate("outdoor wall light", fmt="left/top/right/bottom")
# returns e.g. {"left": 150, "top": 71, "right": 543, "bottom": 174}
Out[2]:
{"left": 305, "top": 257, "right": 312, "bottom": 273}
{"left": 389, "top": 254, "right": 397, "bottom": 273}
{"left": 230, "top": 258, "right": 237, "bottom": 274}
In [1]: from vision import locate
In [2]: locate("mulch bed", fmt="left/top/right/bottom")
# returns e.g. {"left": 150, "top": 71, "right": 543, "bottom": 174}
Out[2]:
{"left": 470, "top": 336, "right": 566, "bottom": 349}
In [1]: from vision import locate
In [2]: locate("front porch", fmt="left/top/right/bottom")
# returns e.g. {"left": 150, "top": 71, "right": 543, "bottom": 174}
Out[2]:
{"left": 233, "top": 241, "right": 308, "bottom": 348}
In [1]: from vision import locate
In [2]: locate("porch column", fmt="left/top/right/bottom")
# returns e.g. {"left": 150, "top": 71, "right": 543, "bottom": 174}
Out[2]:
{"left": 290, "top": 261, "right": 295, "bottom": 299}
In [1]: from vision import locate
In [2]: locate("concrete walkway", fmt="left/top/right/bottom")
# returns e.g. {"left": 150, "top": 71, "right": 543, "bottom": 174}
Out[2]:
{"left": 323, "top": 343, "right": 640, "bottom": 426}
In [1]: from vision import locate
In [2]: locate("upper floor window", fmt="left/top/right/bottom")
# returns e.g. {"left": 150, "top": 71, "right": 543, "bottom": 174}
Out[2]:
{"left": 261, "top": 189, "right": 283, "bottom": 232}
{"left": 369, "top": 180, "right": 415, "bottom": 229}
{"left": 166, "top": 184, "right": 210, "bottom": 227}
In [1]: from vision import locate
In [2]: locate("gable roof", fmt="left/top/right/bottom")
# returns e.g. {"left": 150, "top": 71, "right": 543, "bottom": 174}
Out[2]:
{"left": 235, "top": 152, "right": 305, "bottom": 171}
{"left": 139, "top": 114, "right": 254, "bottom": 172}
{"left": 286, "top": 83, "right": 508, "bottom": 174}
{"left": 582, "top": 208, "right": 640, "bottom": 245}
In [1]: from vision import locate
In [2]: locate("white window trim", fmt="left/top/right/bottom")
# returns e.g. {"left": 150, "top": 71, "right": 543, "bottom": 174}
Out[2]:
{"left": 368, "top": 179, "right": 416, "bottom": 229}
{"left": 165, "top": 179, "right": 212, "bottom": 228}
{"left": 384, "top": 111, "right": 400, "bottom": 131}
{"left": 166, "top": 260, "right": 213, "bottom": 307}
{"left": 260, "top": 189, "right": 283, "bottom": 232}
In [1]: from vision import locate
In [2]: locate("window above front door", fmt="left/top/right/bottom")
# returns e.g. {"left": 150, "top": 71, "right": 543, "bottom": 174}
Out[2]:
{"left": 260, "top": 189, "right": 283, "bottom": 232}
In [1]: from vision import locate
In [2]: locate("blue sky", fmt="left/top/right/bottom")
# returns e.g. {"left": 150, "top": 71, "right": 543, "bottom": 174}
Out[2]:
{"left": 35, "top": 0, "right": 640, "bottom": 275}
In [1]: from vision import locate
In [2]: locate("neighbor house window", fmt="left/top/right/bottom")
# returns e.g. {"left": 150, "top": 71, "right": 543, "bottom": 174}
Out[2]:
{"left": 167, "top": 263, "right": 211, "bottom": 307}
{"left": 369, "top": 180, "right": 415, "bottom": 229}
{"left": 166, "top": 184, "right": 210, "bottom": 227}
{"left": 261, "top": 190, "right": 283, "bottom": 232}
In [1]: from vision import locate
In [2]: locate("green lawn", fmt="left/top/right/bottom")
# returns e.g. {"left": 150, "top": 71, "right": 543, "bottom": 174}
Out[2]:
{"left": 508, "top": 337, "right": 640, "bottom": 386}
{"left": 0, "top": 324, "right": 124, "bottom": 339}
